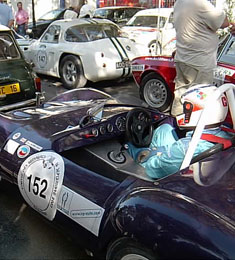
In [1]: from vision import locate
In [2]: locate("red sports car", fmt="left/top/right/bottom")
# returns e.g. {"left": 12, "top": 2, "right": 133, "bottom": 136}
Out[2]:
{"left": 132, "top": 34, "right": 235, "bottom": 112}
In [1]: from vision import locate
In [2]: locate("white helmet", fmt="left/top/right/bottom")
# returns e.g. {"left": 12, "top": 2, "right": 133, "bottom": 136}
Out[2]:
{"left": 176, "top": 84, "right": 228, "bottom": 129}
{"left": 79, "top": 4, "right": 95, "bottom": 18}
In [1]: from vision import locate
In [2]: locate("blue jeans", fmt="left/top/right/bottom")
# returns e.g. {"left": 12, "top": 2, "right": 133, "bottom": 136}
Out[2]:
{"left": 17, "top": 24, "right": 26, "bottom": 37}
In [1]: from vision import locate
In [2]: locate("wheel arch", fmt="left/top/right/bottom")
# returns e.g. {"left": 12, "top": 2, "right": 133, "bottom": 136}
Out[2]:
{"left": 106, "top": 236, "right": 157, "bottom": 260}
{"left": 58, "top": 52, "right": 84, "bottom": 72}
{"left": 106, "top": 188, "right": 232, "bottom": 259}
{"left": 140, "top": 70, "right": 167, "bottom": 87}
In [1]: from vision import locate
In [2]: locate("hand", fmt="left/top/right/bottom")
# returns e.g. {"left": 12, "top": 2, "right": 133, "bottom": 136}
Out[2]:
{"left": 229, "top": 22, "right": 235, "bottom": 35}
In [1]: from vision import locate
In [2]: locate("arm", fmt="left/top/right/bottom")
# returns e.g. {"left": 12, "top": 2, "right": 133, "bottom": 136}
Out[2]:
{"left": 220, "top": 16, "right": 229, "bottom": 29}
{"left": 229, "top": 22, "right": 235, "bottom": 35}
{"left": 8, "top": 19, "right": 14, "bottom": 28}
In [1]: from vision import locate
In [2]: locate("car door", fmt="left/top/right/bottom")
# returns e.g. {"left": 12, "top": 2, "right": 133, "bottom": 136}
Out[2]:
{"left": 33, "top": 25, "right": 61, "bottom": 77}
{"left": 55, "top": 142, "right": 134, "bottom": 247}
{"left": 161, "top": 12, "right": 175, "bottom": 48}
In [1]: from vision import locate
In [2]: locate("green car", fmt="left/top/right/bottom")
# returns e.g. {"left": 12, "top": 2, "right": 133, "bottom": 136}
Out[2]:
{"left": 0, "top": 25, "right": 41, "bottom": 111}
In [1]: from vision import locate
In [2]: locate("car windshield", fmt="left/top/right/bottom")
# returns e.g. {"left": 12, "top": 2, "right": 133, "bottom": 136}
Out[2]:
{"left": 94, "top": 9, "right": 113, "bottom": 19}
{"left": 0, "top": 34, "right": 20, "bottom": 61}
{"left": 39, "top": 9, "right": 63, "bottom": 21}
{"left": 65, "top": 24, "right": 122, "bottom": 42}
{"left": 127, "top": 15, "right": 167, "bottom": 28}
{"left": 218, "top": 35, "right": 235, "bottom": 66}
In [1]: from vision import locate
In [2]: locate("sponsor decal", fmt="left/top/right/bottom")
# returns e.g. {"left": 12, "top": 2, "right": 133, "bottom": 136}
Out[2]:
{"left": 58, "top": 186, "right": 105, "bottom": 236}
{"left": 131, "top": 64, "right": 145, "bottom": 71}
{"left": 71, "top": 209, "right": 102, "bottom": 218}
{"left": 4, "top": 139, "right": 20, "bottom": 155}
{"left": 12, "top": 132, "right": 21, "bottom": 140}
{"left": 145, "top": 57, "right": 174, "bottom": 62}
{"left": 25, "top": 140, "right": 43, "bottom": 151}
{"left": 20, "top": 137, "right": 27, "bottom": 143}
{"left": 18, "top": 152, "right": 65, "bottom": 221}
{"left": 17, "top": 145, "right": 30, "bottom": 158}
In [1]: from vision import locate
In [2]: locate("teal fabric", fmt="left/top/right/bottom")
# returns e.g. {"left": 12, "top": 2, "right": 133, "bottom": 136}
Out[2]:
{"left": 128, "top": 124, "right": 233, "bottom": 179}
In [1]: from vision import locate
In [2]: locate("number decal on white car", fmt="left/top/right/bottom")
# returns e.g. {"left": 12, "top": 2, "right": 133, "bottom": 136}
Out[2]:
{"left": 18, "top": 151, "right": 65, "bottom": 221}
{"left": 37, "top": 49, "right": 48, "bottom": 68}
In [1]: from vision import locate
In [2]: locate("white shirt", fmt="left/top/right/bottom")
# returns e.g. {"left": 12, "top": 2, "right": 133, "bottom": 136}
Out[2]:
{"left": 64, "top": 9, "right": 78, "bottom": 19}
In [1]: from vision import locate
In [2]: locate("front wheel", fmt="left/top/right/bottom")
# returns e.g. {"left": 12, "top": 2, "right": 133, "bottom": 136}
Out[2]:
{"left": 148, "top": 41, "right": 162, "bottom": 55}
{"left": 59, "top": 55, "right": 87, "bottom": 89}
{"left": 106, "top": 239, "right": 157, "bottom": 260}
{"left": 140, "top": 72, "right": 172, "bottom": 112}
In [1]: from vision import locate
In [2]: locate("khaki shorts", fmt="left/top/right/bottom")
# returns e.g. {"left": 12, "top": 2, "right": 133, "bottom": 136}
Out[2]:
{"left": 171, "top": 62, "right": 214, "bottom": 117}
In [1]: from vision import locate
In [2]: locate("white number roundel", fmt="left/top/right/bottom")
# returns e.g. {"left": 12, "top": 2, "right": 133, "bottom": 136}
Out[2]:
{"left": 18, "top": 151, "right": 65, "bottom": 221}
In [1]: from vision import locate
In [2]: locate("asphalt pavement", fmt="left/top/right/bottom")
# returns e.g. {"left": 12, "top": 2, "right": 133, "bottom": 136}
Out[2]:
{"left": 0, "top": 76, "right": 140, "bottom": 260}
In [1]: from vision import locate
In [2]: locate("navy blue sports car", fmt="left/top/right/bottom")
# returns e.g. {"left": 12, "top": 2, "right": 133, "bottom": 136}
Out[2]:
{"left": 0, "top": 85, "right": 235, "bottom": 260}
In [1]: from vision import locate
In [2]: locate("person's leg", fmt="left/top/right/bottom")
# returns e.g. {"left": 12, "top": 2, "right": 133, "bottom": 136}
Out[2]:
{"left": 150, "top": 123, "right": 178, "bottom": 148}
{"left": 171, "top": 62, "right": 199, "bottom": 117}
{"left": 128, "top": 124, "right": 178, "bottom": 163}
{"left": 17, "top": 24, "right": 26, "bottom": 36}
{"left": 194, "top": 69, "right": 213, "bottom": 85}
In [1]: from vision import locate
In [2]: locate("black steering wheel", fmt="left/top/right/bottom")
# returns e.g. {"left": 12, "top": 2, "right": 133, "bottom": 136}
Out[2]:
{"left": 126, "top": 108, "right": 153, "bottom": 147}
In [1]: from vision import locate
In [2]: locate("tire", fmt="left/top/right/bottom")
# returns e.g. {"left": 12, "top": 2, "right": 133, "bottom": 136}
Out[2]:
{"left": 106, "top": 238, "right": 157, "bottom": 260}
{"left": 148, "top": 41, "right": 162, "bottom": 55}
{"left": 140, "top": 72, "right": 172, "bottom": 112}
{"left": 59, "top": 55, "right": 87, "bottom": 89}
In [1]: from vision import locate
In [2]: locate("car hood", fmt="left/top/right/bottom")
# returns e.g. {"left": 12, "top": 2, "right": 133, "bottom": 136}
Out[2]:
{"left": 0, "top": 89, "right": 117, "bottom": 147}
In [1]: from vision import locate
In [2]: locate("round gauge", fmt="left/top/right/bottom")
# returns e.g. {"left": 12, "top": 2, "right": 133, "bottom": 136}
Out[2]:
{"left": 99, "top": 125, "right": 106, "bottom": 135}
{"left": 91, "top": 128, "right": 99, "bottom": 137}
{"left": 107, "top": 123, "right": 114, "bottom": 133}
{"left": 115, "top": 116, "right": 126, "bottom": 131}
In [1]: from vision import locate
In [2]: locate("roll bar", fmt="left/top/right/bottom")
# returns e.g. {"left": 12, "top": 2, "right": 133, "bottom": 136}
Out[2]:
{"left": 180, "top": 83, "right": 235, "bottom": 170}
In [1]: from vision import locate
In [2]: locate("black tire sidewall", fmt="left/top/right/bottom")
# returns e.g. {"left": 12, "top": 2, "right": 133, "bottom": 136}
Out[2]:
{"left": 59, "top": 55, "right": 87, "bottom": 89}
{"left": 107, "top": 239, "right": 156, "bottom": 260}
{"left": 140, "top": 72, "right": 172, "bottom": 111}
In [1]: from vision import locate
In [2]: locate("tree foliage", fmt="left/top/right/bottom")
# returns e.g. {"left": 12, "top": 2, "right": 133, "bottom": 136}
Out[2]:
{"left": 224, "top": 0, "right": 235, "bottom": 21}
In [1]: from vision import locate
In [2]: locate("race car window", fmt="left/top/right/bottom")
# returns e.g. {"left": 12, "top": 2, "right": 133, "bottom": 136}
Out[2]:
{"left": 0, "top": 34, "right": 19, "bottom": 60}
{"left": 85, "top": 25, "right": 106, "bottom": 41}
{"left": 218, "top": 37, "right": 235, "bottom": 66}
{"left": 41, "top": 25, "right": 61, "bottom": 43}
{"left": 103, "top": 25, "right": 120, "bottom": 38}
{"left": 65, "top": 24, "right": 121, "bottom": 42}
{"left": 65, "top": 26, "right": 88, "bottom": 42}
{"left": 127, "top": 15, "right": 166, "bottom": 28}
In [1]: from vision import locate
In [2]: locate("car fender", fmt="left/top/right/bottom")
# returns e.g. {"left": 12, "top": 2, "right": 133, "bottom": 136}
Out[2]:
{"left": 112, "top": 187, "right": 235, "bottom": 259}
{"left": 132, "top": 56, "right": 175, "bottom": 88}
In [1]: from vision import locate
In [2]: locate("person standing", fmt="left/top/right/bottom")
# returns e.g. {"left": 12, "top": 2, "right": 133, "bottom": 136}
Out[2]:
{"left": 0, "top": 0, "right": 14, "bottom": 28}
{"left": 63, "top": 6, "right": 79, "bottom": 19}
{"left": 171, "top": 0, "right": 230, "bottom": 117}
{"left": 15, "top": 1, "right": 29, "bottom": 36}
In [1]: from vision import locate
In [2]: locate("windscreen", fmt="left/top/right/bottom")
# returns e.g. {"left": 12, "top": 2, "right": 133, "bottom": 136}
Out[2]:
{"left": 127, "top": 15, "right": 167, "bottom": 28}
{"left": 0, "top": 34, "right": 20, "bottom": 61}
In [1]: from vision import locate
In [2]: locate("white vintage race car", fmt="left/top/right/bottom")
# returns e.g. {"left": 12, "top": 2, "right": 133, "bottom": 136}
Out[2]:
{"left": 26, "top": 18, "right": 147, "bottom": 89}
